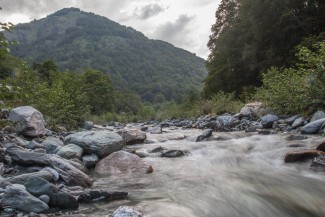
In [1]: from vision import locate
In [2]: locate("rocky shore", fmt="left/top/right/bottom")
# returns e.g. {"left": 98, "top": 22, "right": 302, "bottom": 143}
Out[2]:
{"left": 0, "top": 104, "right": 324, "bottom": 216}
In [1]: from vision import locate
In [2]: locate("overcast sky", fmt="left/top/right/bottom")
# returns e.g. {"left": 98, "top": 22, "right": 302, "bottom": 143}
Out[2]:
{"left": 0, "top": 0, "right": 220, "bottom": 59}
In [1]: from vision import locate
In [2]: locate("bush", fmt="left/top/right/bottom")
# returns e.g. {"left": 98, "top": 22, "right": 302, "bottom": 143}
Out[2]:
{"left": 210, "top": 91, "right": 243, "bottom": 115}
{"left": 255, "top": 42, "right": 325, "bottom": 115}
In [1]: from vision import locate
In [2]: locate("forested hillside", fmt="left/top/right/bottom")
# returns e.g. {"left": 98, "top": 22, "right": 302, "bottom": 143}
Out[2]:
{"left": 204, "top": 0, "right": 325, "bottom": 97}
{"left": 5, "top": 7, "right": 207, "bottom": 102}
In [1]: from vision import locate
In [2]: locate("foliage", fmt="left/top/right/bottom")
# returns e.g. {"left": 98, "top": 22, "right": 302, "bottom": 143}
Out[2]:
{"left": 204, "top": 0, "right": 325, "bottom": 97}
{"left": 4, "top": 7, "right": 207, "bottom": 102}
{"left": 255, "top": 42, "right": 325, "bottom": 115}
{"left": 210, "top": 91, "right": 244, "bottom": 115}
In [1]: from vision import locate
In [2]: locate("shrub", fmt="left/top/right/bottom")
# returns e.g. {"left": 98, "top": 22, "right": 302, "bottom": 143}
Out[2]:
{"left": 210, "top": 91, "right": 243, "bottom": 115}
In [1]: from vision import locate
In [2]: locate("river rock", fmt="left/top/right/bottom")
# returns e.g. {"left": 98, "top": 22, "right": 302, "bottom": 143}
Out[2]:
{"left": 147, "top": 126, "right": 162, "bottom": 134}
{"left": 301, "top": 118, "right": 325, "bottom": 134}
{"left": 291, "top": 117, "right": 304, "bottom": 129}
{"left": 84, "top": 121, "right": 94, "bottom": 130}
{"left": 95, "top": 151, "right": 153, "bottom": 175}
{"left": 117, "top": 129, "right": 147, "bottom": 145}
{"left": 1, "top": 184, "right": 49, "bottom": 213}
{"left": 286, "top": 135, "right": 308, "bottom": 141}
{"left": 113, "top": 206, "right": 144, "bottom": 217}
{"left": 41, "top": 136, "right": 64, "bottom": 154}
{"left": 8, "top": 106, "right": 46, "bottom": 137}
{"left": 195, "top": 129, "right": 213, "bottom": 142}
{"left": 77, "top": 190, "right": 128, "bottom": 203}
{"left": 214, "top": 115, "right": 234, "bottom": 131}
{"left": 316, "top": 141, "right": 325, "bottom": 152}
{"left": 0, "top": 147, "right": 5, "bottom": 162}
{"left": 57, "top": 144, "right": 83, "bottom": 160}
{"left": 82, "top": 154, "right": 99, "bottom": 168}
{"left": 64, "top": 131, "right": 123, "bottom": 158}
{"left": 261, "top": 114, "right": 279, "bottom": 128}
{"left": 311, "top": 156, "right": 325, "bottom": 170}
{"left": 310, "top": 111, "right": 325, "bottom": 123}
{"left": 39, "top": 195, "right": 50, "bottom": 204}
{"left": 26, "top": 141, "right": 44, "bottom": 150}
{"left": 284, "top": 150, "right": 325, "bottom": 163}
{"left": 161, "top": 150, "right": 189, "bottom": 158}
{"left": 0, "top": 162, "right": 4, "bottom": 176}
{"left": 240, "top": 102, "right": 264, "bottom": 117}
{"left": 285, "top": 115, "right": 302, "bottom": 125}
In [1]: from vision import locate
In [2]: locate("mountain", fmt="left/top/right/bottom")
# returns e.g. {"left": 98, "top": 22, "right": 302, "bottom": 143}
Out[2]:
{"left": 5, "top": 7, "right": 207, "bottom": 102}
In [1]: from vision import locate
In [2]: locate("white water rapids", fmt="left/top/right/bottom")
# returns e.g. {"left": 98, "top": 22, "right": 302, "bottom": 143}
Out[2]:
{"left": 79, "top": 130, "right": 325, "bottom": 217}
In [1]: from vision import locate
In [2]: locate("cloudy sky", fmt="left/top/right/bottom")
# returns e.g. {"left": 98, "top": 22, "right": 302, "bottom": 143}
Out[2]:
{"left": 0, "top": 0, "right": 220, "bottom": 59}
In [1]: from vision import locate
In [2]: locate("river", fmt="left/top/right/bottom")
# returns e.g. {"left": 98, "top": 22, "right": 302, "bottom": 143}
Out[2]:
{"left": 78, "top": 129, "right": 325, "bottom": 217}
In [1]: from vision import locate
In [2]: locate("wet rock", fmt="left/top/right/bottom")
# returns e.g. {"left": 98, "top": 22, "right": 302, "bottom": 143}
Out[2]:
{"left": 261, "top": 114, "right": 279, "bottom": 128}
{"left": 26, "top": 141, "right": 44, "bottom": 150}
{"left": 41, "top": 136, "right": 64, "bottom": 154}
{"left": 316, "top": 141, "right": 325, "bottom": 152}
{"left": 301, "top": 118, "right": 325, "bottom": 134}
{"left": 64, "top": 131, "right": 123, "bottom": 158}
{"left": 84, "top": 121, "right": 94, "bottom": 130}
{"left": 287, "top": 144, "right": 305, "bottom": 148}
{"left": 286, "top": 135, "right": 308, "bottom": 141}
{"left": 8, "top": 106, "right": 46, "bottom": 137}
{"left": 57, "top": 144, "right": 83, "bottom": 160}
{"left": 195, "top": 129, "right": 212, "bottom": 142}
{"left": 117, "top": 129, "right": 147, "bottom": 145}
{"left": 5, "top": 169, "right": 54, "bottom": 185}
{"left": 1, "top": 184, "right": 49, "bottom": 213}
{"left": 150, "top": 146, "right": 167, "bottom": 153}
{"left": 310, "top": 111, "right": 325, "bottom": 123}
{"left": 0, "top": 162, "right": 4, "bottom": 175}
{"left": 39, "top": 195, "right": 50, "bottom": 204}
{"left": 113, "top": 206, "right": 144, "bottom": 217}
{"left": 0, "top": 147, "right": 5, "bottom": 162}
{"left": 291, "top": 117, "right": 304, "bottom": 129}
{"left": 77, "top": 190, "right": 128, "bottom": 203}
{"left": 134, "top": 148, "right": 149, "bottom": 158}
{"left": 311, "top": 156, "right": 325, "bottom": 170}
{"left": 161, "top": 150, "right": 189, "bottom": 158}
{"left": 25, "top": 176, "right": 79, "bottom": 209}
{"left": 285, "top": 115, "right": 302, "bottom": 125}
{"left": 214, "top": 115, "right": 234, "bottom": 131}
{"left": 284, "top": 150, "right": 325, "bottom": 163}
{"left": 258, "top": 130, "right": 271, "bottom": 135}
{"left": 82, "top": 154, "right": 99, "bottom": 168}
{"left": 147, "top": 126, "right": 162, "bottom": 134}
{"left": 6, "top": 147, "right": 48, "bottom": 166}
{"left": 95, "top": 151, "right": 153, "bottom": 175}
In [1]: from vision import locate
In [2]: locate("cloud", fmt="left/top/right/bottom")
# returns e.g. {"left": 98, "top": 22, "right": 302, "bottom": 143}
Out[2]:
{"left": 135, "top": 4, "right": 165, "bottom": 20}
{"left": 152, "top": 14, "right": 196, "bottom": 48}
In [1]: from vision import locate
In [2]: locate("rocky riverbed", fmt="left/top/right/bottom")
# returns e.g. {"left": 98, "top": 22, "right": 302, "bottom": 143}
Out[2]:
{"left": 0, "top": 105, "right": 325, "bottom": 217}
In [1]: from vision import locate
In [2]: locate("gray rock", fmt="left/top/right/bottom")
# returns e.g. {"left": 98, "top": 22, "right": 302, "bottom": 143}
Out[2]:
{"left": 285, "top": 115, "right": 302, "bottom": 125}
{"left": 77, "top": 190, "right": 128, "bottom": 203}
{"left": 84, "top": 121, "right": 94, "bottom": 130}
{"left": 147, "top": 126, "right": 162, "bottom": 134}
{"left": 161, "top": 150, "right": 189, "bottom": 158}
{"left": 64, "top": 131, "right": 123, "bottom": 158}
{"left": 117, "top": 129, "right": 147, "bottom": 145}
{"left": 195, "top": 129, "right": 213, "bottom": 142}
{"left": 82, "top": 154, "right": 99, "bottom": 168}
{"left": 301, "top": 118, "right": 325, "bottom": 134}
{"left": 310, "top": 111, "right": 325, "bottom": 123}
{"left": 41, "top": 136, "right": 64, "bottom": 154}
{"left": 25, "top": 177, "right": 79, "bottom": 209}
{"left": 26, "top": 141, "right": 44, "bottom": 150}
{"left": 0, "top": 162, "right": 4, "bottom": 176}
{"left": 39, "top": 195, "right": 50, "bottom": 204}
{"left": 286, "top": 135, "right": 307, "bottom": 141}
{"left": 95, "top": 151, "right": 153, "bottom": 175}
{"left": 1, "top": 184, "right": 49, "bottom": 213}
{"left": 113, "top": 206, "right": 144, "bottom": 217}
{"left": 316, "top": 141, "right": 325, "bottom": 152}
{"left": 57, "top": 144, "right": 83, "bottom": 159}
{"left": 261, "top": 114, "right": 279, "bottom": 128}
{"left": 0, "top": 147, "right": 5, "bottom": 162}
{"left": 8, "top": 106, "right": 46, "bottom": 137}
{"left": 214, "top": 115, "right": 234, "bottom": 131}
{"left": 291, "top": 117, "right": 304, "bottom": 129}
{"left": 240, "top": 102, "right": 264, "bottom": 117}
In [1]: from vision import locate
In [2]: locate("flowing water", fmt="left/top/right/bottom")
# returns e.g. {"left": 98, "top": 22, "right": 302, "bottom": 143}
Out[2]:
{"left": 79, "top": 130, "right": 325, "bottom": 217}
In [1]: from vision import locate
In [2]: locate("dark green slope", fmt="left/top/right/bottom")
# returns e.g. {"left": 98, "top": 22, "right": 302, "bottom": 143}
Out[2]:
{"left": 6, "top": 7, "right": 207, "bottom": 102}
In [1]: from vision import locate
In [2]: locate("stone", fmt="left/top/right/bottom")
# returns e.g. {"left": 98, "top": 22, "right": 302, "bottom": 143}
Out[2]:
{"left": 261, "top": 114, "right": 279, "bottom": 128}
{"left": 113, "top": 206, "right": 144, "bottom": 217}
{"left": 8, "top": 106, "right": 46, "bottom": 137}
{"left": 39, "top": 195, "right": 50, "bottom": 204}
{"left": 286, "top": 135, "right": 308, "bottom": 141}
{"left": 25, "top": 177, "right": 79, "bottom": 209}
{"left": 240, "top": 102, "right": 264, "bottom": 117}
{"left": 0, "top": 162, "right": 4, "bottom": 176}
{"left": 77, "top": 190, "right": 128, "bottom": 203}
{"left": 161, "top": 150, "right": 189, "bottom": 158}
{"left": 95, "top": 151, "right": 153, "bottom": 175}
{"left": 41, "top": 136, "right": 64, "bottom": 154}
{"left": 311, "top": 156, "right": 325, "bottom": 170}
{"left": 285, "top": 115, "right": 302, "bottom": 125}
{"left": 316, "top": 141, "right": 325, "bottom": 152}
{"left": 284, "top": 150, "right": 324, "bottom": 163}
{"left": 0, "top": 147, "right": 5, "bottom": 162}
{"left": 291, "top": 117, "right": 304, "bottom": 129}
{"left": 195, "top": 129, "right": 213, "bottom": 142}
{"left": 26, "top": 141, "right": 44, "bottom": 150}
{"left": 214, "top": 115, "right": 234, "bottom": 131}
{"left": 147, "top": 126, "right": 162, "bottom": 134}
{"left": 301, "top": 118, "right": 325, "bottom": 134}
{"left": 82, "top": 154, "right": 99, "bottom": 168}
{"left": 57, "top": 144, "right": 83, "bottom": 159}
{"left": 1, "top": 184, "right": 49, "bottom": 213}
{"left": 64, "top": 131, "right": 123, "bottom": 158}
{"left": 0, "top": 108, "right": 9, "bottom": 119}
{"left": 84, "top": 121, "right": 94, "bottom": 130}
{"left": 117, "top": 129, "right": 147, "bottom": 145}
{"left": 310, "top": 111, "right": 325, "bottom": 123}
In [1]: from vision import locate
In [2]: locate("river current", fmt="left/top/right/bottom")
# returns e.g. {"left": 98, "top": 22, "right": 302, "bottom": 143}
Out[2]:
{"left": 79, "top": 129, "right": 325, "bottom": 217}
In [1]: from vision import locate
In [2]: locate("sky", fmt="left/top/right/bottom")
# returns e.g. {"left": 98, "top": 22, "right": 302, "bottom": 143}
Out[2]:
{"left": 0, "top": 0, "right": 220, "bottom": 59}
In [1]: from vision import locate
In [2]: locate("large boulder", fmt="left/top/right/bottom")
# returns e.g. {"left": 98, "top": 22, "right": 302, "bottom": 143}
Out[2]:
{"left": 301, "top": 118, "right": 325, "bottom": 134}
{"left": 117, "top": 129, "right": 147, "bottom": 145}
{"left": 8, "top": 106, "right": 46, "bottom": 137}
{"left": 214, "top": 115, "right": 235, "bottom": 131}
{"left": 57, "top": 144, "right": 83, "bottom": 159}
{"left": 284, "top": 150, "right": 324, "bottom": 163}
{"left": 240, "top": 102, "right": 265, "bottom": 117}
{"left": 95, "top": 151, "right": 153, "bottom": 175}
{"left": 24, "top": 177, "right": 79, "bottom": 209}
{"left": 310, "top": 111, "right": 325, "bottom": 123}
{"left": 261, "top": 114, "right": 279, "bottom": 128}
{"left": 64, "top": 131, "right": 123, "bottom": 158}
{"left": 1, "top": 184, "right": 49, "bottom": 213}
